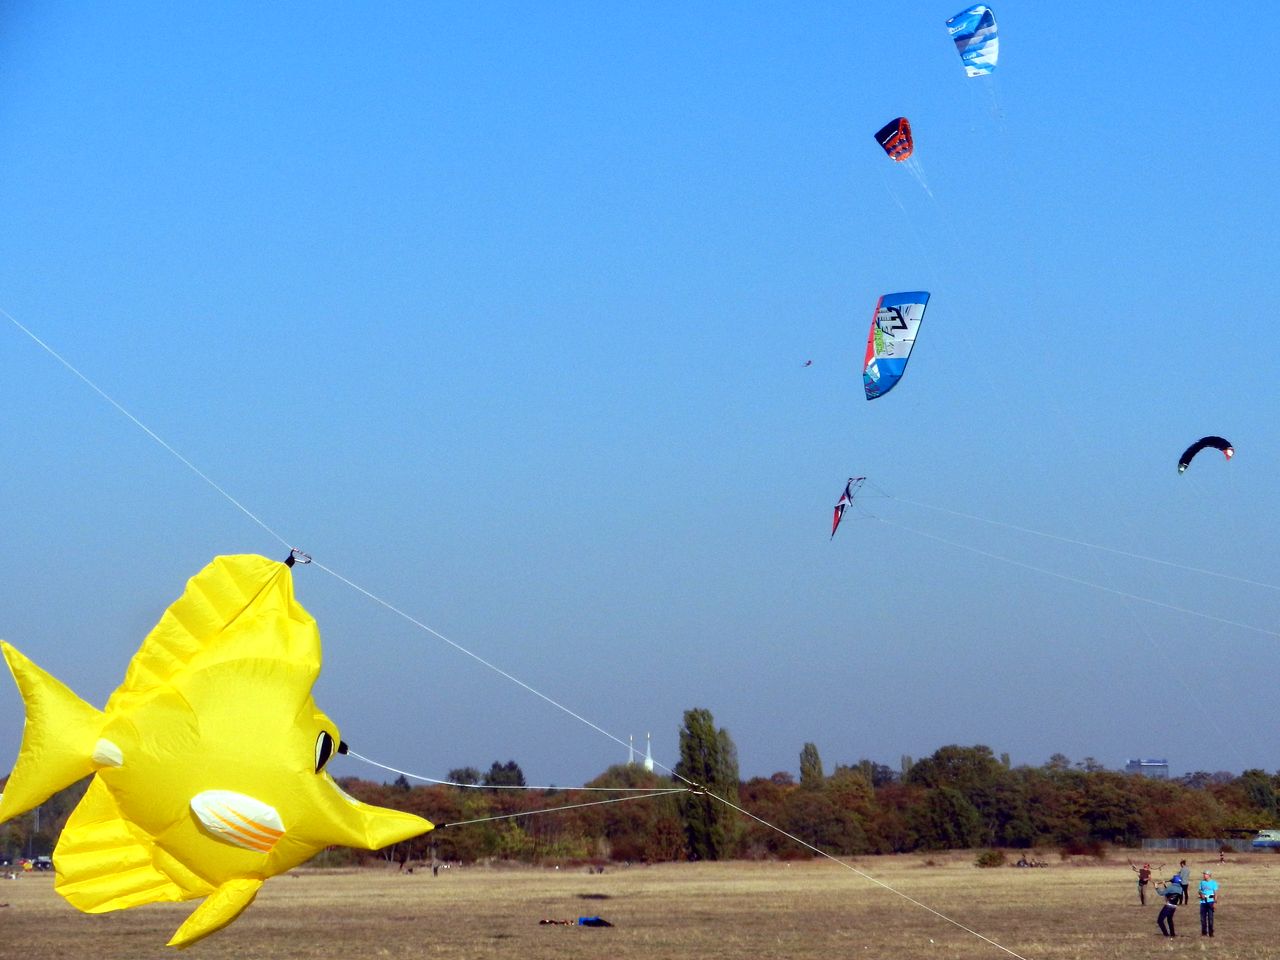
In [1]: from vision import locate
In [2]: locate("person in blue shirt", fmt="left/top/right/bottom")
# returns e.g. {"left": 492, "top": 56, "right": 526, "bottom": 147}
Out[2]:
{"left": 1198, "top": 870, "right": 1219, "bottom": 937}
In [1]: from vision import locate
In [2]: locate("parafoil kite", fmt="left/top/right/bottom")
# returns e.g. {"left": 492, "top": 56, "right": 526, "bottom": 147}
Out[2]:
{"left": 945, "top": 5, "right": 999, "bottom": 76}
{"left": 0, "top": 554, "right": 433, "bottom": 948}
{"left": 863, "top": 292, "right": 930, "bottom": 400}
{"left": 831, "top": 477, "right": 865, "bottom": 539}
{"left": 1178, "top": 436, "right": 1234, "bottom": 474}
{"left": 874, "top": 117, "right": 913, "bottom": 162}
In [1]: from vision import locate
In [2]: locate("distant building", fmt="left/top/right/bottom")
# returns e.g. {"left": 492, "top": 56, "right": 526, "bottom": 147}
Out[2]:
{"left": 628, "top": 733, "right": 654, "bottom": 772}
{"left": 1125, "top": 758, "right": 1169, "bottom": 779}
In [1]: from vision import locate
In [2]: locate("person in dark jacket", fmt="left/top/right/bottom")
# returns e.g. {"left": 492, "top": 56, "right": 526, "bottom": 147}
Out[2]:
{"left": 1155, "top": 879, "right": 1181, "bottom": 936}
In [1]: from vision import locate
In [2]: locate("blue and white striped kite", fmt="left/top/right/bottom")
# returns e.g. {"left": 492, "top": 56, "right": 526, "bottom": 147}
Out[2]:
{"left": 945, "top": 5, "right": 999, "bottom": 77}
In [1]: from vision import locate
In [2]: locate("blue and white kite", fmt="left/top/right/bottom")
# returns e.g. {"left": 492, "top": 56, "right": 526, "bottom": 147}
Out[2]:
{"left": 862, "top": 292, "right": 930, "bottom": 400}
{"left": 945, "top": 5, "right": 999, "bottom": 77}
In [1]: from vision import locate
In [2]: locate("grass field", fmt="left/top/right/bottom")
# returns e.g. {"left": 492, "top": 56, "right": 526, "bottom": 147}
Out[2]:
{"left": 2, "top": 852, "right": 1276, "bottom": 959}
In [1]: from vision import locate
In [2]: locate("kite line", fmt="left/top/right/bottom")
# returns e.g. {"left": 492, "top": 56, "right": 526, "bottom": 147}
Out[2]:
{"left": 710, "top": 791, "right": 1031, "bottom": 960}
{"left": 860, "top": 509, "right": 1263, "bottom": 769}
{"left": 4, "top": 309, "right": 1034, "bottom": 960}
{"left": 1, "top": 308, "right": 295, "bottom": 553}
{"left": 438, "top": 791, "right": 688, "bottom": 830}
{"left": 864, "top": 513, "right": 1280, "bottom": 641}
{"left": 345, "top": 749, "right": 686, "bottom": 793}
{"left": 869, "top": 486, "right": 1280, "bottom": 595}
{"left": 344, "top": 751, "right": 691, "bottom": 829}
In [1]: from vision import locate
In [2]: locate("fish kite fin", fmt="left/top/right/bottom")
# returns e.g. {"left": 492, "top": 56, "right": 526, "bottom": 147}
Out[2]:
{"left": 0, "top": 641, "right": 106, "bottom": 822}
{"left": 168, "top": 877, "right": 264, "bottom": 949}
{"left": 54, "top": 777, "right": 201, "bottom": 913}
{"left": 107, "top": 555, "right": 316, "bottom": 716}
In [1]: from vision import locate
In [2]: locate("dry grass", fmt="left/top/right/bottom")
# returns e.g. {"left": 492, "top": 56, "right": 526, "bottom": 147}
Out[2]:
{"left": 2, "top": 852, "right": 1277, "bottom": 959}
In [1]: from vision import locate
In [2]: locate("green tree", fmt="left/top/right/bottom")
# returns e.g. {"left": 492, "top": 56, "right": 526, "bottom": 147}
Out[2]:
{"left": 1081, "top": 772, "right": 1143, "bottom": 844}
{"left": 905, "top": 745, "right": 1008, "bottom": 845}
{"left": 1045, "top": 753, "right": 1072, "bottom": 772}
{"left": 779, "top": 788, "right": 866, "bottom": 855}
{"left": 799, "top": 742, "right": 824, "bottom": 788}
{"left": 448, "top": 766, "right": 482, "bottom": 786}
{"left": 864, "top": 782, "right": 920, "bottom": 853}
{"left": 674, "top": 708, "right": 739, "bottom": 860}
{"left": 909, "top": 786, "right": 984, "bottom": 849}
{"left": 1238, "top": 769, "right": 1278, "bottom": 820}
{"left": 482, "top": 760, "right": 526, "bottom": 789}
{"left": 739, "top": 775, "right": 797, "bottom": 857}
{"left": 836, "top": 759, "right": 897, "bottom": 787}
{"left": 581, "top": 764, "right": 680, "bottom": 862}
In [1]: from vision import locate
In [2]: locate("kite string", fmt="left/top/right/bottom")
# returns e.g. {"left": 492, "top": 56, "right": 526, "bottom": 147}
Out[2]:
{"left": 876, "top": 165, "right": 941, "bottom": 283}
{"left": 5, "top": 308, "right": 1038, "bottom": 960}
{"left": 314, "top": 560, "right": 691, "bottom": 779}
{"left": 355, "top": 757, "right": 1034, "bottom": 960}
{"left": 861, "top": 508, "right": 1261, "bottom": 769}
{"left": 874, "top": 487, "right": 1280, "bottom": 594}
{"left": 439, "top": 791, "right": 688, "bottom": 829}
{"left": 2, "top": 307, "right": 678, "bottom": 779}
{"left": 2, "top": 308, "right": 294, "bottom": 552}
{"left": 345, "top": 749, "right": 684, "bottom": 793}
{"left": 864, "top": 513, "right": 1280, "bottom": 640}
{"left": 708, "top": 792, "right": 1031, "bottom": 960}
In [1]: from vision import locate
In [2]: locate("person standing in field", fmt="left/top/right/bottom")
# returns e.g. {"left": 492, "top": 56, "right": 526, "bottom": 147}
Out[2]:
{"left": 1176, "top": 860, "right": 1191, "bottom": 904}
{"left": 1155, "top": 878, "right": 1181, "bottom": 937}
{"left": 1198, "top": 870, "right": 1219, "bottom": 937}
{"left": 1130, "top": 861, "right": 1159, "bottom": 905}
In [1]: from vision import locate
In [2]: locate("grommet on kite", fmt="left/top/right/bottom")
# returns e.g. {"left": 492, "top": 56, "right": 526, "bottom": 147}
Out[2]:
{"left": 863, "top": 292, "right": 930, "bottom": 400}
{"left": 831, "top": 477, "right": 866, "bottom": 539}
{"left": 0, "top": 554, "right": 434, "bottom": 948}
{"left": 945, "top": 5, "right": 999, "bottom": 77}
{"left": 874, "top": 117, "right": 914, "bottom": 162}
{"left": 1178, "top": 436, "right": 1234, "bottom": 474}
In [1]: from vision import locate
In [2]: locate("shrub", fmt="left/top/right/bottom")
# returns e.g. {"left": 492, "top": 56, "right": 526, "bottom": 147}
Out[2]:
{"left": 1059, "top": 839, "right": 1106, "bottom": 860}
{"left": 975, "top": 849, "right": 1006, "bottom": 868}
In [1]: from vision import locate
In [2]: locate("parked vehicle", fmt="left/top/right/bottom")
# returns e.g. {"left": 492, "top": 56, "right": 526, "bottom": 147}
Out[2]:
{"left": 1251, "top": 829, "right": 1280, "bottom": 849}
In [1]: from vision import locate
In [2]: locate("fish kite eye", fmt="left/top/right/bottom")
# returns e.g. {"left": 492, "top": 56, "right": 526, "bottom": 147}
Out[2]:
{"left": 315, "top": 731, "right": 337, "bottom": 773}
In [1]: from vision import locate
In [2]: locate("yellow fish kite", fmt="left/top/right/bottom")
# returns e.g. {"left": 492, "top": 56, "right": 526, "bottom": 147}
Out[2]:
{"left": 0, "top": 554, "right": 433, "bottom": 947}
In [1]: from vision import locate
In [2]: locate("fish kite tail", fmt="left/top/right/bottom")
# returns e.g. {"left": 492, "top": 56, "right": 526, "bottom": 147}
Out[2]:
{"left": 0, "top": 641, "right": 107, "bottom": 822}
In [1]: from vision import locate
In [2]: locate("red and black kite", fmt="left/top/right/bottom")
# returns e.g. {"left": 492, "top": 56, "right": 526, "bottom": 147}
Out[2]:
{"left": 874, "top": 117, "right": 913, "bottom": 162}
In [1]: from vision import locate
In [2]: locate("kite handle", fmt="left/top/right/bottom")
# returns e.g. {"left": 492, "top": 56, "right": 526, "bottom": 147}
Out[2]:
{"left": 285, "top": 548, "right": 312, "bottom": 567}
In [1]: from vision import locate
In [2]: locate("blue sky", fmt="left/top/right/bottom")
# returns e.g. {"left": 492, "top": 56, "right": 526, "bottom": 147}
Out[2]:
{"left": 1, "top": 4, "right": 1276, "bottom": 789}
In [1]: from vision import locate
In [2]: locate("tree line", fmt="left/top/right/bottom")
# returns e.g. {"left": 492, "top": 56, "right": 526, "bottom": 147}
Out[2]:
{"left": 4, "top": 707, "right": 1278, "bottom": 865}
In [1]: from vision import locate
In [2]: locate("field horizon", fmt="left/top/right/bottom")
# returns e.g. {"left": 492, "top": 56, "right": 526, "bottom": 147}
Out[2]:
{"left": 3, "top": 849, "right": 1276, "bottom": 959}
